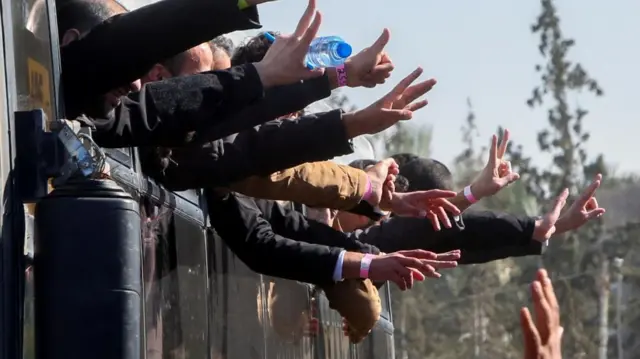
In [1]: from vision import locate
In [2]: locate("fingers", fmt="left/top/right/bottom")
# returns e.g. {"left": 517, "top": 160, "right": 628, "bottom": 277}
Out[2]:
{"left": 532, "top": 280, "right": 553, "bottom": 340}
{"left": 548, "top": 188, "right": 569, "bottom": 221}
{"left": 496, "top": 172, "right": 521, "bottom": 187}
{"left": 537, "top": 269, "right": 559, "bottom": 323}
{"left": 404, "top": 99, "right": 428, "bottom": 112}
{"left": 401, "top": 79, "right": 437, "bottom": 105}
{"left": 488, "top": 134, "right": 498, "bottom": 168}
{"left": 395, "top": 249, "right": 438, "bottom": 260}
{"left": 427, "top": 211, "right": 441, "bottom": 231}
{"left": 436, "top": 250, "right": 461, "bottom": 261}
{"left": 419, "top": 189, "right": 458, "bottom": 199}
{"left": 576, "top": 174, "right": 602, "bottom": 207}
{"left": 434, "top": 198, "right": 462, "bottom": 216}
{"left": 586, "top": 207, "right": 606, "bottom": 220}
{"left": 293, "top": 0, "right": 316, "bottom": 38}
{"left": 385, "top": 67, "right": 424, "bottom": 102}
{"left": 437, "top": 206, "right": 452, "bottom": 229}
{"left": 497, "top": 128, "right": 510, "bottom": 159}
{"left": 299, "top": 11, "right": 323, "bottom": 56}
{"left": 423, "top": 259, "right": 458, "bottom": 270}
{"left": 370, "top": 28, "right": 391, "bottom": 53}
{"left": 520, "top": 307, "right": 542, "bottom": 353}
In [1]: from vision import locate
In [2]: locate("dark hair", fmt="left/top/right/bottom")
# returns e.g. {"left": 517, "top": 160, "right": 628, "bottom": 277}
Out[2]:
{"left": 231, "top": 31, "right": 278, "bottom": 65}
{"left": 401, "top": 158, "right": 453, "bottom": 191}
{"left": 348, "top": 159, "right": 410, "bottom": 193}
{"left": 57, "top": 0, "right": 126, "bottom": 41}
{"left": 390, "top": 153, "right": 419, "bottom": 169}
{"left": 209, "top": 36, "right": 234, "bottom": 57}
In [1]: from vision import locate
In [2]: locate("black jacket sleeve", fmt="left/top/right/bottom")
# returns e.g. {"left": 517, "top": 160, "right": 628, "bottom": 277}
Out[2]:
{"left": 62, "top": 0, "right": 261, "bottom": 118}
{"left": 351, "top": 211, "right": 541, "bottom": 264}
{"left": 147, "top": 110, "right": 354, "bottom": 190}
{"left": 206, "top": 192, "right": 343, "bottom": 285}
{"left": 253, "top": 198, "right": 380, "bottom": 255}
{"left": 90, "top": 64, "right": 264, "bottom": 148}
{"left": 194, "top": 74, "right": 333, "bottom": 143}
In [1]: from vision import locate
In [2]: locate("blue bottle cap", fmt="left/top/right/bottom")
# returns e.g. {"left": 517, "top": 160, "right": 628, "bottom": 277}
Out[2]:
{"left": 336, "top": 42, "right": 353, "bottom": 58}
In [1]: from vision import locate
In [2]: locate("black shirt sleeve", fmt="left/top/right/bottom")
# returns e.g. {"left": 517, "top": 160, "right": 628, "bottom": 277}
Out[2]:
{"left": 349, "top": 211, "right": 541, "bottom": 264}
{"left": 193, "top": 74, "right": 333, "bottom": 143}
{"left": 206, "top": 192, "right": 344, "bottom": 285}
{"left": 90, "top": 64, "right": 264, "bottom": 148}
{"left": 146, "top": 110, "right": 354, "bottom": 190}
{"left": 253, "top": 198, "right": 380, "bottom": 255}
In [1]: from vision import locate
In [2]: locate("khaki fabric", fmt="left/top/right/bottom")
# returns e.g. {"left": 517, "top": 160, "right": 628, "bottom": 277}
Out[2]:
{"left": 258, "top": 280, "right": 311, "bottom": 342}
{"left": 229, "top": 161, "right": 368, "bottom": 210}
{"left": 321, "top": 279, "right": 381, "bottom": 343}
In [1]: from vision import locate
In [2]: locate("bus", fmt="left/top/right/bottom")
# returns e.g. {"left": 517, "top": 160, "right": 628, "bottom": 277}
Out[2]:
{"left": 0, "top": 0, "right": 396, "bottom": 358}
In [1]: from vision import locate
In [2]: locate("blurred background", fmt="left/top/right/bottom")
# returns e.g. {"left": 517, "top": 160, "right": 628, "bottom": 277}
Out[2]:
{"left": 124, "top": 0, "right": 640, "bottom": 357}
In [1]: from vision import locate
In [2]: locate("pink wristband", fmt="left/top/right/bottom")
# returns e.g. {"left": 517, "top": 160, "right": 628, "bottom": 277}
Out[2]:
{"left": 336, "top": 64, "right": 348, "bottom": 87}
{"left": 360, "top": 254, "right": 374, "bottom": 278}
{"left": 362, "top": 177, "right": 373, "bottom": 202}
{"left": 463, "top": 185, "right": 477, "bottom": 204}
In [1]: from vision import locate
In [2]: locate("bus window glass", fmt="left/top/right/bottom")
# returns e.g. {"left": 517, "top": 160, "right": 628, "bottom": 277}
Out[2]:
{"left": 261, "top": 277, "right": 315, "bottom": 358}
{"left": 142, "top": 201, "right": 208, "bottom": 359}
{"left": 10, "top": 0, "right": 56, "bottom": 122}
{"left": 207, "top": 230, "right": 267, "bottom": 359}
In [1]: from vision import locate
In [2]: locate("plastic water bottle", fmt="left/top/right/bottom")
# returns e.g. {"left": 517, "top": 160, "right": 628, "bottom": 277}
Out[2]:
{"left": 304, "top": 36, "right": 353, "bottom": 69}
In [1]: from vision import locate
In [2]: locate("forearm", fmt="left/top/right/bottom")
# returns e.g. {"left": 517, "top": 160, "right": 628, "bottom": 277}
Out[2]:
{"left": 229, "top": 162, "right": 368, "bottom": 210}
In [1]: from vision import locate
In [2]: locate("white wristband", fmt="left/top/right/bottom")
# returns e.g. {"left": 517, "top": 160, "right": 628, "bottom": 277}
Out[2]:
{"left": 332, "top": 250, "right": 346, "bottom": 281}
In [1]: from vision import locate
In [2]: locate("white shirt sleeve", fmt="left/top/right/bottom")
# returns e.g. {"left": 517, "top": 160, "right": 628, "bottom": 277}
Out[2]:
{"left": 332, "top": 250, "right": 347, "bottom": 281}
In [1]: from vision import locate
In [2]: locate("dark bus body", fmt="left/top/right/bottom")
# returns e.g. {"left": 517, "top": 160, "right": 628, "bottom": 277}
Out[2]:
{"left": 0, "top": 0, "right": 396, "bottom": 358}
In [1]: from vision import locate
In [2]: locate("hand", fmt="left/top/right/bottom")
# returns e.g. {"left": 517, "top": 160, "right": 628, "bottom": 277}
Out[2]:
{"left": 369, "top": 250, "right": 459, "bottom": 290}
{"left": 554, "top": 173, "right": 606, "bottom": 234}
{"left": 342, "top": 67, "right": 433, "bottom": 138}
{"left": 382, "top": 190, "right": 461, "bottom": 231}
{"left": 532, "top": 189, "right": 569, "bottom": 242}
{"left": 253, "top": 0, "right": 324, "bottom": 88}
{"left": 470, "top": 129, "right": 520, "bottom": 200}
{"left": 364, "top": 158, "right": 400, "bottom": 206}
{"left": 520, "top": 269, "right": 563, "bottom": 359}
{"left": 343, "top": 29, "right": 394, "bottom": 88}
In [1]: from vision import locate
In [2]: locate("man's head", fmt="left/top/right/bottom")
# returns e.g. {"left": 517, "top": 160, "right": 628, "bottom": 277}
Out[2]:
{"left": 390, "top": 153, "right": 419, "bottom": 169}
{"left": 400, "top": 158, "right": 453, "bottom": 192}
{"left": 57, "top": 0, "right": 140, "bottom": 115}
{"left": 209, "top": 36, "right": 234, "bottom": 70}
{"left": 142, "top": 43, "right": 214, "bottom": 84}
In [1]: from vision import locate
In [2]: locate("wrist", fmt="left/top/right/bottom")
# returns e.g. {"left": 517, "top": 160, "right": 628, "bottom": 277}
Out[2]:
{"left": 343, "top": 252, "right": 366, "bottom": 279}
{"left": 532, "top": 218, "right": 547, "bottom": 242}
{"left": 468, "top": 183, "right": 484, "bottom": 202}
{"left": 341, "top": 111, "right": 364, "bottom": 139}
{"left": 252, "top": 62, "right": 275, "bottom": 89}
{"left": 326, "top": 68, "right": 339, "bottom": 90}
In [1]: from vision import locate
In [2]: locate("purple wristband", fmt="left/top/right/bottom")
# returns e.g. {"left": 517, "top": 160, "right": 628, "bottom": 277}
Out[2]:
{"left": 362, "top": 177, "right": 373, "bottom": 202}
{"left": 336, "top": 64, "right": 348, "bottom": 87}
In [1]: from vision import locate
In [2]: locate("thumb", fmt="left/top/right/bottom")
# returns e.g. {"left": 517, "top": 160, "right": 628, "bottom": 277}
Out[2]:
{"left": 371, "top": 28, "right": 391, "bottom": 53}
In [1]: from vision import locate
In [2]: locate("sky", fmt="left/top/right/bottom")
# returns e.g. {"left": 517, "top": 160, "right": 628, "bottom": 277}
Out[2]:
{"left": 126, "top": 0, "right": 639, "bottom": 174}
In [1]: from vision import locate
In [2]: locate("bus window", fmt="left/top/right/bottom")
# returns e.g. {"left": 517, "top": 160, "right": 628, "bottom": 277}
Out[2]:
{"left": 141, "top": 199, "right": 209, "bottom": 359}
{"left": 7, "top": 0, "right": 57, "bottom": 123}
{"left": 207, "top": 230, "right": 267, "bottom": 359}
{"left": 261, "top": 277, "right": 315, "bottom": 358}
